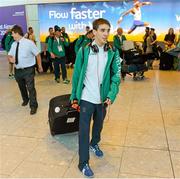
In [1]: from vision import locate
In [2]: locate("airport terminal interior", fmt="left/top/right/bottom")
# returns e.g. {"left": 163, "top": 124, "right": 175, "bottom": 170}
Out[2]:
{"left": 0, "top": 54, "right": 180, "bottom": 178}
{"left": 0, "top": 0, "right": 180, "bottom": 178}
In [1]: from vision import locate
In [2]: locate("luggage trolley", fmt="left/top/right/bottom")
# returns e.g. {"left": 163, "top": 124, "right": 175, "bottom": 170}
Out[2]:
{"left": 121, "top": 41, "right": 148, "bottom": 80}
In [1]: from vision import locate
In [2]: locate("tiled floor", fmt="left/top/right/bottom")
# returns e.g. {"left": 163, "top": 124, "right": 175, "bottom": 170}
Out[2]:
{"left": 0, "top": 54, "right": 180, "bottom": 178}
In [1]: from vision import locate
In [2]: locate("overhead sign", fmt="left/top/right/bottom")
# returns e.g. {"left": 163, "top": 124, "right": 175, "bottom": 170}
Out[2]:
{"left": 38, "top": 0, "right": 180, "bottom": 42}
{"left": 0, "top": 5, "right": 27, "bottom": 51}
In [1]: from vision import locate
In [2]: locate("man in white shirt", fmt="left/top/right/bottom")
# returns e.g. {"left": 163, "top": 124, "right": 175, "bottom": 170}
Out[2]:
{"left": 117, "top": 0, "right": 152, "bottom": 34}
{"left": 8, "top": 25, "right": 43, "bottom": 115}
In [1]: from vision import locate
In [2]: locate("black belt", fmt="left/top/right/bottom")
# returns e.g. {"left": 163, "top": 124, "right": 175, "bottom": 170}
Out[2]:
{"left": 15, "top": 65, "right": 35, "bottom": 70}
{"left": 55, "top": 56, "right": 65, "bottom": 59}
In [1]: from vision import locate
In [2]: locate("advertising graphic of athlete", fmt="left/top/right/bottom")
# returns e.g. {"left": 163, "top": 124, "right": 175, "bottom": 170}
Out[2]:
{"left": 117, "top": 0, "right": 152, "bottom": 34}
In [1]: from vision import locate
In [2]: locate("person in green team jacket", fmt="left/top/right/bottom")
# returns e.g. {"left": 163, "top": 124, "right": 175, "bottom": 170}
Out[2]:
{"left": 113, "top": 27, "right": 126, "bottom": 58}
{"left": 70, "top": 18, "right": 121, "bottom": 178}
{"left": 75, "top": 30, "right": 94, "bottom": 54}
{"left": 5, "top": 29, "right": 15, "bottom": 79}
{"left": 48, "top": 25, "right": 70, "bottom": 84}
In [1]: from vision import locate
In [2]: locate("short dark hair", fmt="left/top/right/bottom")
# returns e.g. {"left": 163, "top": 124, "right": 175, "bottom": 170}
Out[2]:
{"left": 11, "top": 25, "right": 24, "bottom": 36}
{"left": 49, "top": 27, "right": 53, "bottom": 31}
{"left": 150, "top": 28, "right": 155, "bottom": 31}
{"left": 54, "top": 25, "right": 61, "bottom": 32}
{"left": 92, "top": 18, "right": 111, "bottom": 30}
{"left": 86, "top": 29, "right": 93, "bottom": 35}
{"left": 28, "top": 27, "right": 33, "bottom": 31}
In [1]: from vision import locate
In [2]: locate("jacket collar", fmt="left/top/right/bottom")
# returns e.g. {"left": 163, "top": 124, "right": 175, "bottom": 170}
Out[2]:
{"left": 83, "top": 45, "right": 115, "bottom": 79}
{"left": 103, "top": 49, "right": 115, "bottom": 80}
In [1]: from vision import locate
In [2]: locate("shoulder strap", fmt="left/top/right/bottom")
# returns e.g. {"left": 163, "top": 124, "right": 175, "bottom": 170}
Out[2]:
{"left": 81, "top": 44, "right": 91, "bottom": 65}
{"left": 82, "top": 46, "right": 84, "bottom": 64}
{"left": 78, "top": 35, "right": 85, "bottom": 47}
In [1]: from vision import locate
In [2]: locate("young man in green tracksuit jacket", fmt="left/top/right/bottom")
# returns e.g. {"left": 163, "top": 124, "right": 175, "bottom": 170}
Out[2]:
{"left": 70, "top": 18, "right": 121, "bottom": 178}
{"left": 48, "top": 25, "right": 70, "bottom": 83}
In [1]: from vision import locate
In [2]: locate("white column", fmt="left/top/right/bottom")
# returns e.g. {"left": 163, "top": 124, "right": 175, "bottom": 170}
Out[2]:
{"left": 25, "top": 4, "right": 41, "bottom": 51}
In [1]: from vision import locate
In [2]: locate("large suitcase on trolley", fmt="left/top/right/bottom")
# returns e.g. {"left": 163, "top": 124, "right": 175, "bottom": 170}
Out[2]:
{"left": 123, "top": 49, "right": 144, "bottom": 65}
{"left": 122, "top": 64, "right": 148, "bottom": 73}
{"left": 48, "top": 94, "right": 79, "bottom": 136}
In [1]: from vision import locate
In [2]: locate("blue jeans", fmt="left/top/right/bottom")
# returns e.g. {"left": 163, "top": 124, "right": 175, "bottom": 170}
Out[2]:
{"left": 78, "top": 100, "right": 107, "bottom": 171}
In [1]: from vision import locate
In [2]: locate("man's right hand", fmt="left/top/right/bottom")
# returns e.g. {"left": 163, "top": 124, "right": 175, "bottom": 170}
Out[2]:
{"left": 71, "top": 100, "right": 80, "bottom": 112}
{"left": 71, "top": 99, "right": 78, "bottom": 104}
{"left": 38, "top": 65, "right": 43, "bottom": 73}
{"left": 50, "top": 52, "right": 55, "bottom": 59}
{"left": 60, "top": 37, "right": 64, "bottom": 42}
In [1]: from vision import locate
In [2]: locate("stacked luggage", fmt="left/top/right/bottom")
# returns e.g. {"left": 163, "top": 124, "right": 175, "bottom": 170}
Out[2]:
{"left": 121, "top": 41, "right": 148, "bottom": 80}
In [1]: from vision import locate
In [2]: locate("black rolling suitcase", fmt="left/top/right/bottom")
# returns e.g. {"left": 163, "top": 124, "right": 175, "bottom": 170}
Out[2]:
{"left": 123, "top": 49, "right": 145, "bottom": 65}
{"left": 48, "top": 94, "right": 79, "bottom": 136}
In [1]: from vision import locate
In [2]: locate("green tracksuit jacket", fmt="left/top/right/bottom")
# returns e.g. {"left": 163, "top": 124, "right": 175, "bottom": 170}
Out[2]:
{"left": 75, "top": 35, "right": 92, "bottom": 54}
{"left": 70, "top": 45, "right": 121, "bottom": 104}
{"left": 5, "top": 32, "right": 14, "bottom": 52}
{"left": 113, "top": 35, "right": 126, "bottom": 55}
{"left": 47, "top": 36, "right": 69, "bottom": 57}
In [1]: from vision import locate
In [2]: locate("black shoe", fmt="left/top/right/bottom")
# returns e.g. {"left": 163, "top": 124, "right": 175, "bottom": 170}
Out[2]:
{"left": 30, "top": 107, "right": 37, "bottom": 115}
{"left": 55, "top": 78, "right": 60, "bottom": 83}
{"left": 21, "top": 100, "right": 29, "bottom": 106}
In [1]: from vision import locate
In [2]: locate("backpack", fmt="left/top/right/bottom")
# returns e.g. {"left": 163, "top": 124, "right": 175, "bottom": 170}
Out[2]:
{"left": 75, "top": 35, "right": 85, "bottom": 47}
{"left": 1, "top": 33, "right": 7, "bottom": 50}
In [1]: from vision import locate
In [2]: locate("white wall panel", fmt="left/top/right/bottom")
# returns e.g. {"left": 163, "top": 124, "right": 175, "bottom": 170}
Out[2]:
{"left": 25, "top": 4, "right": 41, "bottom": 50}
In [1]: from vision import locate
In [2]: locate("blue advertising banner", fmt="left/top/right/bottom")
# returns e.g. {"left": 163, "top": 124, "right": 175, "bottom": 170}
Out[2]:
{"left": 0, "top": 5, "right": 27, "bottom": 51}
{"left": 38, "top": 0, "right": 180, "bottom": 42}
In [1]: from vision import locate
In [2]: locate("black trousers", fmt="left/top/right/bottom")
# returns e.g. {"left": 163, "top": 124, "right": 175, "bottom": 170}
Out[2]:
{"left": 78, "top": 100, "right": 107, "bottom": 171}
{"left": 14, "top": 66, "right": 38, "bottom": 108}
{"left": 53, "top": 57, "right": 67, "bottom": 80}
